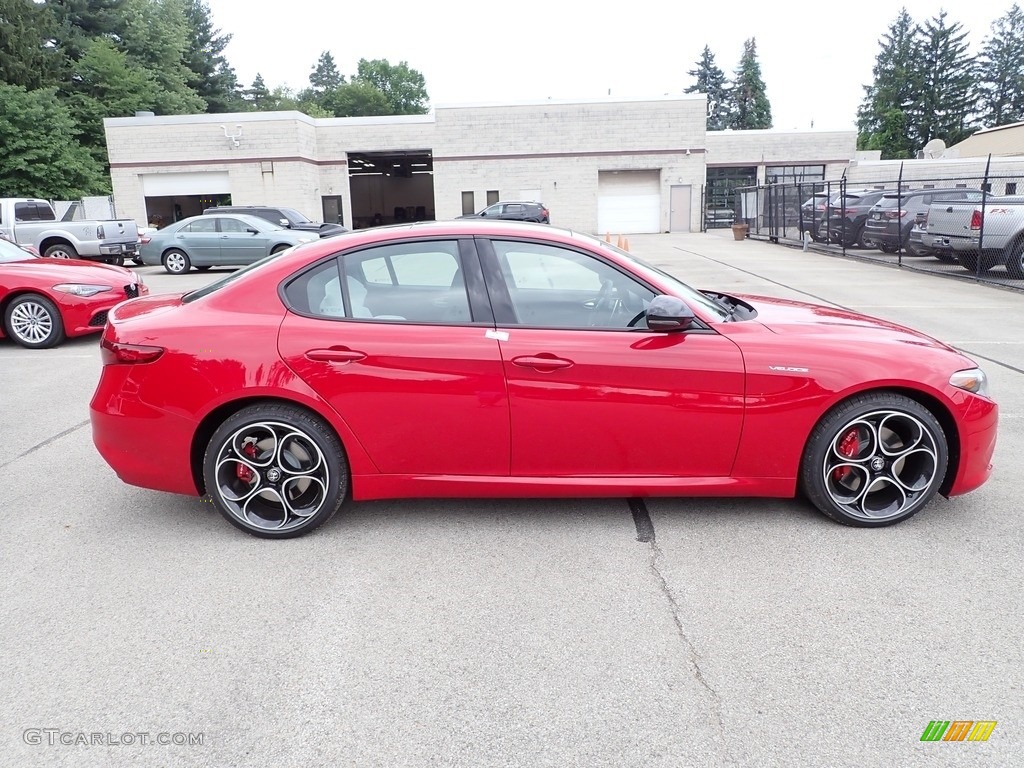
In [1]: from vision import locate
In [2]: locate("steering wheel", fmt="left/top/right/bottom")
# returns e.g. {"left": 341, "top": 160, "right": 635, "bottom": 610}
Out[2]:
{"left": 588, "top": 279, "right": 616, "bottom": 326}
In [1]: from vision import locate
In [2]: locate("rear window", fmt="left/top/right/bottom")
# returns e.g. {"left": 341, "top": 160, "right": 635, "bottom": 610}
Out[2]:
{"left": 181, "top": 249, "right": 292, "bottom": 304}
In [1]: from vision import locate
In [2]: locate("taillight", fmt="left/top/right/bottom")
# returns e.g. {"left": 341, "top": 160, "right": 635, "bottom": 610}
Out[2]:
{"left": 970, "top": 210, "right": 983, "bottom": 229}
{"left": 100, "top": 337, "right": 164, "bottom": 365}
{"left": 97, "top": 225, "right": 106, "bottom": 239}
{"left": 139, "top": 236, "right": 151, "bottom": 245}
{"left": 884, "top": 209, "right": 907, "bottom": 219}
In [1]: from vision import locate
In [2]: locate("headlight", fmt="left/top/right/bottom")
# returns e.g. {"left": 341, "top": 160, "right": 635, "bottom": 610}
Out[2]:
{"left": 52, "top": 283, "right": 113, "bottom": 297}
{"left": 949, "top": 367, "right": 990, "bottom": 398}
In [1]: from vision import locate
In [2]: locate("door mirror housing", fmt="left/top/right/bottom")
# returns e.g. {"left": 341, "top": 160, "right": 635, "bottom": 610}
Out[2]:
{"left": 646, "top": 295, "right": 695, "bottom": 331}
{"left": 247, "top": 227, "right": 260, "bottom": 235}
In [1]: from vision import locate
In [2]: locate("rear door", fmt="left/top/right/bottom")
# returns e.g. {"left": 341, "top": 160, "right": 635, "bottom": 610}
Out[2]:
{"left": 172, "top": 217, "right": 220, "bottom": 263}
{"left": 277, "top": 238, "right": 509, "bottom": 476}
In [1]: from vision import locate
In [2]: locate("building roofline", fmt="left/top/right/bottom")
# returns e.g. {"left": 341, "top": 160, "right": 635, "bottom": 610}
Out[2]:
{"left": 431, "top": 94, "right": 706, "bottom": 109}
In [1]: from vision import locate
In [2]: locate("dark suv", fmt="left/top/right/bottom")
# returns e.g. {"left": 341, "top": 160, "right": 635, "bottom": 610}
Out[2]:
{"left": 822, "top": 189, "right": 891, "bottom": 247}
{"left": 862, "top": 188, "right": 985, "bottom": 253}
{"left": 203, "top": 206, "right": 348, "bottom": 238}
{"left": 458, "top": 201, "right": 550, "bottom": 223}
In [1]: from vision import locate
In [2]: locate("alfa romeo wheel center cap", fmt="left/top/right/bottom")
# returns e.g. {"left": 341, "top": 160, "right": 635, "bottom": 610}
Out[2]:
{"left": 266, "top": 468, "right": 282, "bottom": 483}
{"left": 870, "top": 457, "right": 885, "bottom": 472}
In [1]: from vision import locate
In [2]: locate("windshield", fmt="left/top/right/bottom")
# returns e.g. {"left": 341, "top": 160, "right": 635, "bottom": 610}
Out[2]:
{"left": 586, "top": 235, "right": 731, "bottom": 322}
{"left": 0, "top": 238, "right": 34, "bottom": 263}
{"left": 280, "top": 208, "right": 311, "bottom": 225}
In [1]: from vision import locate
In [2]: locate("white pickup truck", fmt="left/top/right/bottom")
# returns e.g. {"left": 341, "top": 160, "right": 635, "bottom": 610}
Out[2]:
{"left": 0, "top": 198, "right": 139, "bottom": 265}
{"left": 923, "top": 195, "right": 1024, "bottom": 278}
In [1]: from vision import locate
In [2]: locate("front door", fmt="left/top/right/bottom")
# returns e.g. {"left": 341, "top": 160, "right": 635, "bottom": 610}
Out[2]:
{"left": 479, "top": 237, "right": 745, "bottom": 477}
{"left": 322, "top": 195, "right": 343, "bottom": 226}
{"left": 276, "top": 240, "right": 509, "bottom": 476}
{"left": 218, "top": 216, "right": 267, "bottom": 264}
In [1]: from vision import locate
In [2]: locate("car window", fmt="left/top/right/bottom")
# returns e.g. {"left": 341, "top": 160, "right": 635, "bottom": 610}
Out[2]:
{"left": 182, "top": 218, "right": 218, "bottom": 233}
{"left": 482, "top": 204, "right": 501, "bottom": 216}
{"left": 340, "top": 241, "right": 471, "bottom": 323}
{"left": 284, "top": 259, "right": 346, "bottom": 317}
{"left": 219, "top": 217, "right": 253, "bottom": 233}
{"left": 492, "top": 240, "right": 656, "bottom": 329}
{"left": 505, "top": 204, "right": 524, "bottom": 215}
{"left": 0, "top": 238, "right": 32, "bottom": 262}
{"left": 14, "top": 203, "right": 37, "bottom": 222}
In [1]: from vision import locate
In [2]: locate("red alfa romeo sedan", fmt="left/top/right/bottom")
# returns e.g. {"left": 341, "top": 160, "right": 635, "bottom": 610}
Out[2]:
{"left": 1, "top": 234, "right": 147, "bottom": 348}
{"left": 89, "top": 221, "right": 997, "bottom": 538}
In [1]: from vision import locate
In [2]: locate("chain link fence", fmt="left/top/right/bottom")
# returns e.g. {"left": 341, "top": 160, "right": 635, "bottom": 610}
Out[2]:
{"left": 734, "top": 160, "right": 1024, "bottom": 289}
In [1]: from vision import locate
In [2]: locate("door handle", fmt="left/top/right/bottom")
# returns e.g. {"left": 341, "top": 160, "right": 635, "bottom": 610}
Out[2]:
{"left": 511, "top": 355, "right": 574, "bottom": 372}
{"left": 305, "top": 348, "right": 366, "bottom": 363}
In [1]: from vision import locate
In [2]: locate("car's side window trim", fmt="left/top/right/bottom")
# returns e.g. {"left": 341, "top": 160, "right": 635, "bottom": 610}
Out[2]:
{"left": 475, "top": 236, "right": 711, "bottom": 333}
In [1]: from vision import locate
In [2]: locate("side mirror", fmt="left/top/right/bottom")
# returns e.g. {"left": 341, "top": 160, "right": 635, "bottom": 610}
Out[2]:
{"left": 646, "top": 295, "right": 695, "bottom": 331}
{"left": 279, "top": 219, "right": 290, "bottom": 227}
{"left": 247, "top": 227, "right": 259, "bottom": 234}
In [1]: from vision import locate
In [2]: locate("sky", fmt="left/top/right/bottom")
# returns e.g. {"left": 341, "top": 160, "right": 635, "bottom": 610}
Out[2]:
{"left": 206, "top": 0, "right": 1016, "bottom": 132}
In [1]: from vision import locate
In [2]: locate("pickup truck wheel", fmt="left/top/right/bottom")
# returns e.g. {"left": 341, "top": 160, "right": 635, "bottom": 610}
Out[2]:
{"left": 958, "top": 252, "right": 995, "bottom": 274}
{"left": 44, "top": 243, "right": 78, "bottom": 259}
{"left": 1006, "top": 241, "right": 1024, "bottom": 279}
{"left": 163, "top": 249, "right": 191, "bottom": 274}
{"left": 4, "top": 294, "right": 66, "bottom": 349}
{"left": 108, "top": 256, "right": 125, "bottom": 267}
{"left": 933, "top": 251, "right": 956, "bottom": 264}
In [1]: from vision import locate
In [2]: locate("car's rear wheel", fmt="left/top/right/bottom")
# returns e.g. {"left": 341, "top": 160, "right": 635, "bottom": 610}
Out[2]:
{"left": 800, "top": 393, "right": 947, "bottom": 527}
{"left": 163, "top": 249, "right": 191, "bottom": 274}
{"left": 878, "top": 242, "right": 899, "bottom": 254}
{"left": 4, "top": 294, "right": 66, "bottom": 349}
{"left": 195, "top": 266, "right": 211, "bottom": 272}
{"left": 933, "top": 250, "right": 956, "bottom": 264}
{"left": 1005, "top": 240, "right": 1024, "bottom": 279}
{"left": 44, "top": 243, "right": 78, "bottom": 259}
{"left": 203, "top": 403, "right": 348, "bottom": 539}
{"left": 957, "top": 252, "right": 995, "bottom": 274}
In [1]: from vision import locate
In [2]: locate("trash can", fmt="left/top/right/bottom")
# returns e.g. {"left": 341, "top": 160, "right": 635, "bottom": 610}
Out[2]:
{"left": 731, "top": 223, "right": 749, "bottom": 241}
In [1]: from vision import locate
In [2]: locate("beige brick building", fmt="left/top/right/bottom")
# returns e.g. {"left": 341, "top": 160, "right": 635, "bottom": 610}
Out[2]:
{"left": 104, "top": 96, "right": 857, "bottom": 233}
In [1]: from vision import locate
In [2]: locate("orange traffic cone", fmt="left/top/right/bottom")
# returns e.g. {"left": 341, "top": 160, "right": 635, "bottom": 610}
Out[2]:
{"left": 623, "top": 237, "right": 630, "bottom": 252}
{"left": 616, "top": 234, "right": 625, "bottom": 249}
{"left": 604, "top": 232, "right": 612, "bottom": 243}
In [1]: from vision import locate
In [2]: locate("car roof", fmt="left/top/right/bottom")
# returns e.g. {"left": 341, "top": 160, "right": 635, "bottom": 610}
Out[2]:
{"left": 175, "top": 213, "right": 270, "bottom": 226}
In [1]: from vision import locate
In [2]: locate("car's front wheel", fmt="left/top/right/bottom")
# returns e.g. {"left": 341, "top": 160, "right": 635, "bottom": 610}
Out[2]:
{"left": 800, "top": 393, "right": 947, "bottom": 527}
{"left": 4, "top": 294, "right": 66, "bottom": 349}
{"left": 162, "top": 248, "right": 191, "bottom": 274}
{"left": 203, "top": 403, "right": 349, "bottom": 538}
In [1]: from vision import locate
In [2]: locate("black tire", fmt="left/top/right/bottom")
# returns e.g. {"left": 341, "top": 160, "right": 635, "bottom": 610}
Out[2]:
{"left": 3, "top": 293, "right": 66, "bottom": 349}
{"left": 1005, "top": 240, "right": 1024, "bottom": 279}
{"left": 44, "top": 243, "right": 78, "bottom": 259}
{"left": 933, "top": 250, "right": 956, "bottom": 264}
{"left": 162, "top": 248, "right": 191, "bottom": 274}
{"left": 132, "top": 256, "right": 144, "bottom": 265}
{"left": 108, "top": 255, "right": 125, "bottom": 267}
{"left": 195, "top": 266, "right": 211, "bottom": 272}
{"left": 799, "top": 393, "right": 947, "bottom": 527}
{"left": 202, "top": 403, "right": 349, "bottom": 539}
{"left": 879, "top": 242, "right": 899, "bottom": 254}
{"left": 854, "top": 224, "right": 870, "bottom": 249}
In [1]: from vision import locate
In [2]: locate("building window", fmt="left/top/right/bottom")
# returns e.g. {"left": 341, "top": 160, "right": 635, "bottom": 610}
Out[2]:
{"left": 461, "top": 191, "right": 475, "bottom": 215}
{"left": 765, "top": 165, "right": 825, "bottom": 184}
{"left": 487, "top": 190, "right": 499, "bottom": 205}
{"left": 1006, "top": 183, "right": 1017, "bottom": 195}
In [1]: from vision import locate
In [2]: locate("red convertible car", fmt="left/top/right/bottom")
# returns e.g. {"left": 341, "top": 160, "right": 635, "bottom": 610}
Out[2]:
{"left": 1, "top": 235, "right": 147, "bottom": 348}
{"left": 90, "top": 221, "right": 997, "bottom": 538}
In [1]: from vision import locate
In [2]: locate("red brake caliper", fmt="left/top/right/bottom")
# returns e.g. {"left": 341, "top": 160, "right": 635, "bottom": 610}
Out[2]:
{"left": 833, "top": 428, "right": 860, "bottom": 481}
{"left": 237, "top": 441, "right": 257, "bottom": 482}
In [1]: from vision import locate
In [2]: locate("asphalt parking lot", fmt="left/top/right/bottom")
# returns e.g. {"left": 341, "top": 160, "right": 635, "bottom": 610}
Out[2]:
{"left": 2, "top": 230, "right": 1021, "bottom": 767}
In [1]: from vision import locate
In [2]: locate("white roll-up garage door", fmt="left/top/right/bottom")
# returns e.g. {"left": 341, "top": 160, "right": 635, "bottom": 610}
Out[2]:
{"left": 141, "top": 172, "right": 231, "bottom": 196}
{"left": 597, "top": 170, "right": 661, "bottom": 234}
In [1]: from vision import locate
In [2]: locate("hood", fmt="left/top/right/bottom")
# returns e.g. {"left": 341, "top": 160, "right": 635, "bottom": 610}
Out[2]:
{"left": 734, "top": 293, "right": 956, "bottom": 352}
{"left": 3, "top": 257, "right": 137, "bottom": 283}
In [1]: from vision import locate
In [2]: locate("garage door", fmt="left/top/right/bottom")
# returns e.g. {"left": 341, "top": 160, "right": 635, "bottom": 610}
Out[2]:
{"left": 141, "top": 171, "right": 231, "bottom": 196}
{"left": 597, "top": 170, "right": 661, "bottom": 234}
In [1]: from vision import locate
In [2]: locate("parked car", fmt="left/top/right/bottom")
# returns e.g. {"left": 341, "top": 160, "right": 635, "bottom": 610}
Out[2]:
{"left": 203, "top": 206, "right": 348, "bottom": 237}
{"left": 822, "top": 189, "right": 891, "bottom": 248}
{"left": 1, "top": 235, "right": 147, "bottom": 348}
{"left": 863, "top": 189, "right": 986, "bottom": 254}
{"left": 798, "top": 192, "right": 834, "bottom": 241}
{"left": 0, "top": 198, "right": 139, "bottom": 264}
{"left": 458, "top": 201, "right": 550, "bottom": 223}
{"left": 922, "top": 195, "right": 1024, "bottom": 276}
{"left": 90, "top": 220, "right": 997, "bottom": 538}
{"left": 138, "top": 214, "right": 319, "bottom": 274}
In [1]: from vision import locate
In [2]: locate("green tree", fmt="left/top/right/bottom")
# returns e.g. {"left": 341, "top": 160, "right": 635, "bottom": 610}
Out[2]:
{"left": 322, "top": 80, "right": 391, "bottom": 117}
{"left": 244, "top": 73, "right": 272, "bottom": 109}
{"left": 181, "top": 0, "right": 244, "bottom": 112}
{"left": 66, "top": 38, "right": 157, "bottom": 169}
{"left": 309, "top": 50, "right": 344, "bottom": 96}
{"left": 857, "top": 8, "right": 923, "bottom": 158}
{"left": 46, "top": 0, "right": 130, "bottom": 66}
{"left": 0, "top": 83, "right": 107, "bottom": 197}
{"left": 977, "top": 3, "right": 1024, "bottom": 127}
{"left": 352, "top": 58, "right": 428, "bottom": 115}
{"left": 0, "top": 0, "right": 63, "bottom": 89}
{"left": 911, "top": 11, "right": 976, "bottom": 147}
{"left": 684, "top": 45, "right": 730, "bottom": 130}
{"left": 728, "top": 38, "right": 771, "bottom": 129}
{"left": 121, "top": 0, "right": 205, "bottom": 114}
